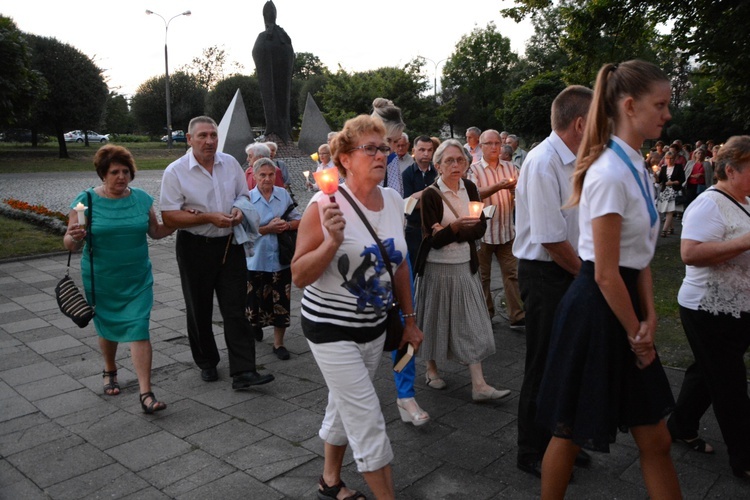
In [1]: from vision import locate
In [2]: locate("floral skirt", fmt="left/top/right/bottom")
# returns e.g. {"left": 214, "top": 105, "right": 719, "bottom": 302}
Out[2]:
{"left": 246, "top": 268, "right": 291, "bottom": 328}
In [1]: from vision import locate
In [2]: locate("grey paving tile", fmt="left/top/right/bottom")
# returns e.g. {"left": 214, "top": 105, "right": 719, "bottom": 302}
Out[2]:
{"left": 34, "top": 388, "right": 109, "bottom": 419}
{"left": 0, "top": 395, "right": 38, "bottom": 423}
{"left": 11, "top": 292, "right": 54, "bottom": 306}
{"left": 0, "top": 302, "right": 23, "bottom": 314}
{"left": 225, "top": 435, "right": 316, "bottom": 482}
{"left": 150, "top": 399, "right": 231, "bottom": 439}
{"left": 256, "top": 407, "right": 322, "bottom": 443}
{"left": 106, "top": 430, "right": 192, "bottom": 472}
{"left": 0, "top": 317, "right": 50, "bottom": 334}
{"left": 0, "top": 359, "right": 64, "bottom": 386}
{"left": 137, "top": 449, "right": 236, "bottom": 497}
{"left": 175, "top": 470, "right": 284, "bottom": 500}
{"left": 0, "top": 475, "right": 49, "bottom": 500}
{"left": 186, "top": 417, "right": 270, "bottom": 457}
{"left": 63, "top": 408, "right": 160, "bottom": 451}
{"left": 14, "top": 373, "right": 83, "bottom": 401}
{"left": 223, "top": 394, "right": 299, "bottom": 426}
{"left": 423, "top": 429, "right": 507, "bottom": 473}
{"left": 26, "top": 334, "right": 84, "bottom": 355}
{"left": 44, "top": 463, "right": 149, "bottom": 500}
{"left": 7, "top": 435, "right": 113, "bottom": 488}
{"left": 404, "top": 462, "right": 508, "bottom": 499}
{"left": 0, "top": 414, "right": 72, "bottom": 457}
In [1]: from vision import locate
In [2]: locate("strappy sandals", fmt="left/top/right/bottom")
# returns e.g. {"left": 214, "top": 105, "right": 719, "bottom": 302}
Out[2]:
{"left": 139, "top": 392, "right": 167, "bottom": 414}
{"left": 317, "top": 476, "right": 366, "bottom": 500}
{"left": 102, "top": 370, "right": 120, "bottom": 396}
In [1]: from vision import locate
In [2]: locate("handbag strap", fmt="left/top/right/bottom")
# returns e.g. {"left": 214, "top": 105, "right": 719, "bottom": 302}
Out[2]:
{"left": 337, "top": 187, "right": 397, "bottom": 297}
{"left": 427, "top": 183, "right": 461, "bottom": 219}
{"left": 86, "top": 189, "right": 95, "bottom": 307}
{"left": 280, "top": 201, "right": 297, "bottom": 221}
{"left": 711, "top": 188, "right": 750, "bottom": 219}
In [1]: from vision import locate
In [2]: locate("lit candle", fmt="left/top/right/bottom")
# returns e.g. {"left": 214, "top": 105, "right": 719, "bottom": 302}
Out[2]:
{"left": 74, "top": 202, "right": 87, "bottom": 226}
{"left": 468, "top": 201, "right": 484, "bottom": 218}
{"left": 313, "top": 167, "right": 339, "bottom": 202}
{"left": 302, "top": 170, "right": 310, "bottom": 181}
{"left": 310, "top": 152, "right": 319, "bottom": 162}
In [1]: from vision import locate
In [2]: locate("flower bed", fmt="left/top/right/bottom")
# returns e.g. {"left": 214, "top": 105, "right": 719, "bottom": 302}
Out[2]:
{"left": 1, "top": 198, "right": 67, "bottom": 235}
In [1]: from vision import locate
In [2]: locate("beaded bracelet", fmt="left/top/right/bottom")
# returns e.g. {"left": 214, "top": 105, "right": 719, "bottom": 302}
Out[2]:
{"left": 402, "top": 312, "right": 417, "bottom": 318}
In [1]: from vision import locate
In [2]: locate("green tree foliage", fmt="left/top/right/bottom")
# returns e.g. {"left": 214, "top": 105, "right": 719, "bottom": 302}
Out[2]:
{"left": 104, "top": 92, "right": 134, "bottom": 134}
{"left": 0, "top": 16, "right": 46, "bottom": 127}
{"left": 502, "top": 72, "right": 566, "bottom": 143}
{"left": 293, "top": 52, "right": 326, "bottom": 80}
{"left": 206, "top": 75, "right": 265, "bottom": 126}
{"left": 441, "top": 22, "right": 519, "bottom": 131}
{"left": 131, "top": 71, "right": 206, "bottom": 135}
{"left": 179, "top": 45, "right": 243, "bottom": 91}
{"left": 27, "top": 35, "right": 108, "bottom": 157}
{"left": 318, "top": 60, "right": 440, "bottom": 137}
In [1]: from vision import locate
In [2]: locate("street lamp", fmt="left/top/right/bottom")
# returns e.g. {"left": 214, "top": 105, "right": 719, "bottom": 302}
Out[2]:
{"left": 146, "top": 9, "right": 191, "bottom": 149}
{"left": 422, "top": 57, "right": 447, "bottom": 100}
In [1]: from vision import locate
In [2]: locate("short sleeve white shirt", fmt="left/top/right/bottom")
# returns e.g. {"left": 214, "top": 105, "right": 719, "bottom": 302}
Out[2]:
{"left": 513, "top": 131, "right": 579, "bottom": 261}
{"left": 578, "top": 136, "right": 659, "bottom": 269}
{"left": 160, "top": 151, "right": 250, "bottom": 237}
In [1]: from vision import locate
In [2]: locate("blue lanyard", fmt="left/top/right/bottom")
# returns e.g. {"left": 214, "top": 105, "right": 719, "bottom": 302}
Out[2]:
{"left": 608, "top": 140, "right": 657, "bottom": 227}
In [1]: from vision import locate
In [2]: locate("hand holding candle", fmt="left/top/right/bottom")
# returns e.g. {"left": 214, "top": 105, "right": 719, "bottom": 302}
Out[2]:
{"left": 468, "top": 201, "right": 484, "bottom": 218}
{"left": 74, "top": 202, "right": 87, "bottom": 226}
{"left": 313, "top": 167, "right": 339, "bottom": 202}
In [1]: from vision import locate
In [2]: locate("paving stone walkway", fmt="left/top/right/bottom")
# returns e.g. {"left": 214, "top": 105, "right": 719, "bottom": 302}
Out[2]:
{"left": 1, "top": 171, "right": 747, "bottom": 499}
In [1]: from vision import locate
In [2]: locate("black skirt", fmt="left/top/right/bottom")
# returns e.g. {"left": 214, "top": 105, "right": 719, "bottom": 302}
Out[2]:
{"left": 536, "top": 261, "right": 674, "bottom": 452}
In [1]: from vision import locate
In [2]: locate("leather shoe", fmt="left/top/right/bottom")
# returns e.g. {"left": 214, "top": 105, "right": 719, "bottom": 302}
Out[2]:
{"left": 472, "top": 386, "right": 511, "bottom": 402}
{"left": 273, "top": 346, "right": 290, "bottom": 360}
{"left": 517, "top": 459, "right": 542, "bottom": 478}
{"left": 575, "top": 449, "right": 592, "bottom": 467}
{"left": 252, "top": 326, "right": 263, "bottom": 342}
{"left": 232, "top": 371, "right": 274, "bottom": 390}
{"left": 200, "top": 367, "right": 218, "bottom": 382}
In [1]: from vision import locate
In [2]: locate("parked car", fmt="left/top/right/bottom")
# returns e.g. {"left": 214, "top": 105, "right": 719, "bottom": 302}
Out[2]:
{"left": 64, "top": 130, "right": 109, "bottom": 143}
{"left": 160, "top": 130, "right": 186, "bottom": 143}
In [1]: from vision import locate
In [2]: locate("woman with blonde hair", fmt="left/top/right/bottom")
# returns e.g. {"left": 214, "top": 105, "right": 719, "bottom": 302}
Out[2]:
{"left": 536, "top": 60, "right": 681, "bottom": 498}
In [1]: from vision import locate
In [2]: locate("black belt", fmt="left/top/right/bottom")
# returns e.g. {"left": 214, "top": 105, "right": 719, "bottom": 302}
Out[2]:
{"left": 178, "top": 230, "right": 232, "bottom": 245}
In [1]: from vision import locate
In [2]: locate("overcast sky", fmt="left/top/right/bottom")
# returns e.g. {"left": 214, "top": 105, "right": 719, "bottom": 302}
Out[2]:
{"left": 4, "top": 0, "right": 532, "bottom": 97}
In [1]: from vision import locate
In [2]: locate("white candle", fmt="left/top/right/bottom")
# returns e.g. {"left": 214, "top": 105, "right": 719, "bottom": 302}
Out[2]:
{"left": 74, "top": 202, "right": 87, "bottom": 226}
{"left": 468, "top": 201, "right": 484, "bottom": 218}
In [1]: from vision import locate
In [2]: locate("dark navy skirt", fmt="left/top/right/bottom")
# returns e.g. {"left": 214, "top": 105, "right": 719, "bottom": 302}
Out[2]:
{"left": 536, "top": 261, "right": 674, "bottom": 452}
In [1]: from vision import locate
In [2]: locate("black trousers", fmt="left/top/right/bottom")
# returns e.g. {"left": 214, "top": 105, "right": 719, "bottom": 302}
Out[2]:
{"left": 175, "top": 231, "right": 256, "bottom": 376}
{"left": 517, "top": 259, "right": 574, "bottom": 462}
{"left": 404, "top": 224, "right": 423, "bottom": 276}
{"left": 669, "top": 307, "right": 750, "bottom": 471}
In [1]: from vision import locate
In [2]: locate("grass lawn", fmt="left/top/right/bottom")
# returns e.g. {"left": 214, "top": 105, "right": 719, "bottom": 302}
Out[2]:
{"left": 0, "top": 142, "right": 188, "bottom": 173}
{"left": 0, "top": 215, "right": 65, "bottom": 260}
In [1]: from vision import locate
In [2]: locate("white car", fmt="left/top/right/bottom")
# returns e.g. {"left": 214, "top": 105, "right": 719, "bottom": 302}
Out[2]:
{"left": 64, "top": 130, "right": 109, "bottom": 143}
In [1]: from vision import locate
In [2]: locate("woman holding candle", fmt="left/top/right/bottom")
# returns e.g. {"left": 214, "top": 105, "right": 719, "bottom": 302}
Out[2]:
{"left": 416, "top": 139, "right": 511, "bottom": 402}
{"left": 246, "top": 158, "right": 301, "bottom": 360}
{"left": 64, "top": 145, "right": 175, "bottom": 413}
{"left": 536, "top": 60, "right": 680, "bottom": 499}
{"left": 292, "top": 115, "right": 422, "bottom": 500}
{"left": 657, "top": 151, "right": 686, "bottom": 237}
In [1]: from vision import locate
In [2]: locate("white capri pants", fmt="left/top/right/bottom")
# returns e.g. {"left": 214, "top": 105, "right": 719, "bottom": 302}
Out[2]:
{"left": 308, "top": 334, "right": 393, "bottom": 473}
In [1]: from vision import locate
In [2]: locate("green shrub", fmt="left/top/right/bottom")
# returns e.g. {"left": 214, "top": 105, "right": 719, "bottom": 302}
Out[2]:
{"left": 109, "top": 134, "right": 151, "bottom": 143}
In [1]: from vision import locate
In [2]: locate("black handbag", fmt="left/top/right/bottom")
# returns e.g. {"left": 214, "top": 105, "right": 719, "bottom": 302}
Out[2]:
{"left": 56, "top": 190, "right": 95, "bottom": 328}
{"left": 277, "top": 202, "right": 298, "bottom": 266}
{"left": 338, "top": 188, "right": 403, "bottom": 351}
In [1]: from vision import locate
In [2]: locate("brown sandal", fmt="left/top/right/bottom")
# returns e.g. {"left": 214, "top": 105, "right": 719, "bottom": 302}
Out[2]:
{"left": 139, "top": 392, "right": 167, "bottom": 414}
{"left": 317, "top": 476, "right": 367, "bottom": 500}
{"left": 102, "top": 370, "right": 120, "bottom": 396}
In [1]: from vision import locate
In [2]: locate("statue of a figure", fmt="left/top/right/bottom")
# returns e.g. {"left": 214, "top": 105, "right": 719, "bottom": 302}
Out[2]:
{"left": 252, "top": 1, "right": 294, "bottom": 143}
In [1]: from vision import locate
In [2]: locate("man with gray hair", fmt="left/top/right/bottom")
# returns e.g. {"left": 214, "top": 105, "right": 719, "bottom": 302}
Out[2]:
{"left": 245, "top": 142, "right": 283, "bottom": 189}
{"left": 395, "top": 132, "right": 414, "bottom": 173}
{"left": 464, "top": 126, "right": 482, "bottom": 163}
{"left": 160, "top": 116, "right": 274, "bottom": 389}
{"left": 506, "top": 134, "right": 527, "bottom": 170}
{"left": 512, "top": 85, "right": 593, "bottom": 477}
{"left": 500, "top": 144, "right": 513, "bottom": 162}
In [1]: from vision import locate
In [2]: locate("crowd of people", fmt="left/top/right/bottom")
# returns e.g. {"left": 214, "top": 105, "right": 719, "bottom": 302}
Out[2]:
{"left": 63, "top": 59, "right": 749, "bottom": 499}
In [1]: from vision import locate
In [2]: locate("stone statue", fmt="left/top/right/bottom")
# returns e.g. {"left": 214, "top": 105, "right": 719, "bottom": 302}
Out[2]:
{"left": 252, "top": 1, "right": 294, "bottom": 143}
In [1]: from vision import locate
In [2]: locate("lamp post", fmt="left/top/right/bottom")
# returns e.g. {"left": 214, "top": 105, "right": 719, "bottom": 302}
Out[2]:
{"left": 422, "top": 57, "right": 447, "bottom": 101}
{"left": 146, "top": 9, "right": 191, "bottom": 149}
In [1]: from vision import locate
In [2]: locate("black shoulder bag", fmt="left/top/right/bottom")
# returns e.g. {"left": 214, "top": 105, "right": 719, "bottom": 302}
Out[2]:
{"left": 338, "top": 188, "right": 403, "bottom": 351}
{"left": 55, "top": 190, "right": 95, "bottom": 328}
{"left": 277, "top": 202, "right": 298, "bottom": 266}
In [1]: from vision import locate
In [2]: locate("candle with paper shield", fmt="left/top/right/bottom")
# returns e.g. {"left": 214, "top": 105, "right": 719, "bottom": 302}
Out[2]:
{"left": 468, "top": 201, "right": 484, "bottom": 218}
{"left": 313, "top": 168, "right": 339, "bottom": 202}
{"left": 74, "top": 202, "right": 87, "bottom": 225}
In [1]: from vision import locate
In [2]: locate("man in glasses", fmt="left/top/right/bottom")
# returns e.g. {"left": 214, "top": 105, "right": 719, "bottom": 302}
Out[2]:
{"left": 468, "top": 129, "right": 525, "bottom": 330}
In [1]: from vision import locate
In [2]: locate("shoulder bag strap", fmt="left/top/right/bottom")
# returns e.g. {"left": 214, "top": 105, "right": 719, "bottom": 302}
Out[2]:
{"left": 281, "top": 201, "right": 297, "bottom": 220}
{"left": 337, "top": 188, "right": 397, "bottom": 293}
{"left": 86, "top": 189, "right": 95, "bottom": 307}
{"left": 427, "top": 184, "right": 461, "bottom": 219}
{"left": 711, "top": 188, "right": 750, "bottom": 219}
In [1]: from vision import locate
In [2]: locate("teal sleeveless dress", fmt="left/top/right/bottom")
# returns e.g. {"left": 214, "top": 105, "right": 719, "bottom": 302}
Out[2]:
{"left": 72, "top": 187, "right": 154, "bottom": 342}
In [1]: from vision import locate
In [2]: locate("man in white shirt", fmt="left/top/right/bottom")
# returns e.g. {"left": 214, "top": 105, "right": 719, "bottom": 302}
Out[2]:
{"left": 506, "top": 134, "right": 528, "bottom": 170}
{"left": 160, "top": 116, "right": 274, "bottom": 390}
{"left": 469, "top": 129, "right": 524, "bottom": 328}
{"left": 464, "top": 126, "right": 482, "bottom": 163}
{"left": 512, "top": 86, "right": 593, "bottom": 477}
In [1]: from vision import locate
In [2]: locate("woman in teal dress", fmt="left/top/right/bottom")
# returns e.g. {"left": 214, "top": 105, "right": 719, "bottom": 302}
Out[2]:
{"left": 64, "top": 145, "right": 175, "bottom": 413}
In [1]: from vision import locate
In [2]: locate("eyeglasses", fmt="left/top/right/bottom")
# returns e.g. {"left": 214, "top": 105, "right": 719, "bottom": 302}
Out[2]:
{"left": 350, "top": 144, "right": 390, "bottom": 156}
{"left": 440, "top": 157, "right": 468, "bottom": 167}
{"left": 481, "top": 141, "right": 502, "bottom": 147}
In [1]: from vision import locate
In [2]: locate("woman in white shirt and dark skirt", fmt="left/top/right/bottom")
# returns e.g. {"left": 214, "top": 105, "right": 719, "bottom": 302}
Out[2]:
{"left": 536, "top": 60, "right": 682, "bottom": 499}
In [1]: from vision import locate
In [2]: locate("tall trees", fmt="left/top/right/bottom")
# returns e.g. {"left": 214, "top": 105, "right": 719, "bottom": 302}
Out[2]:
{"left": 179, "top": 45, "right": 244, "bottom": 91}
{"left": 0, "top": 16, "right": 46, "bottom": 128}
{"left": 27, "top": 35, "right": 108, "bottom": 157}
{"left": 441, "top": 22, "right": 519, "bottom": 131}
{"left": 104, "top": 92, "right": 135, "bottom": 134}
{"left": 131, "top": 71, "right": 205, "bottom": 135}
{"left": 502, "top": 73, "right": 566, "bottom": 144}
{"left": 206, "top": 75, "right": 265, "bottom": 126}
